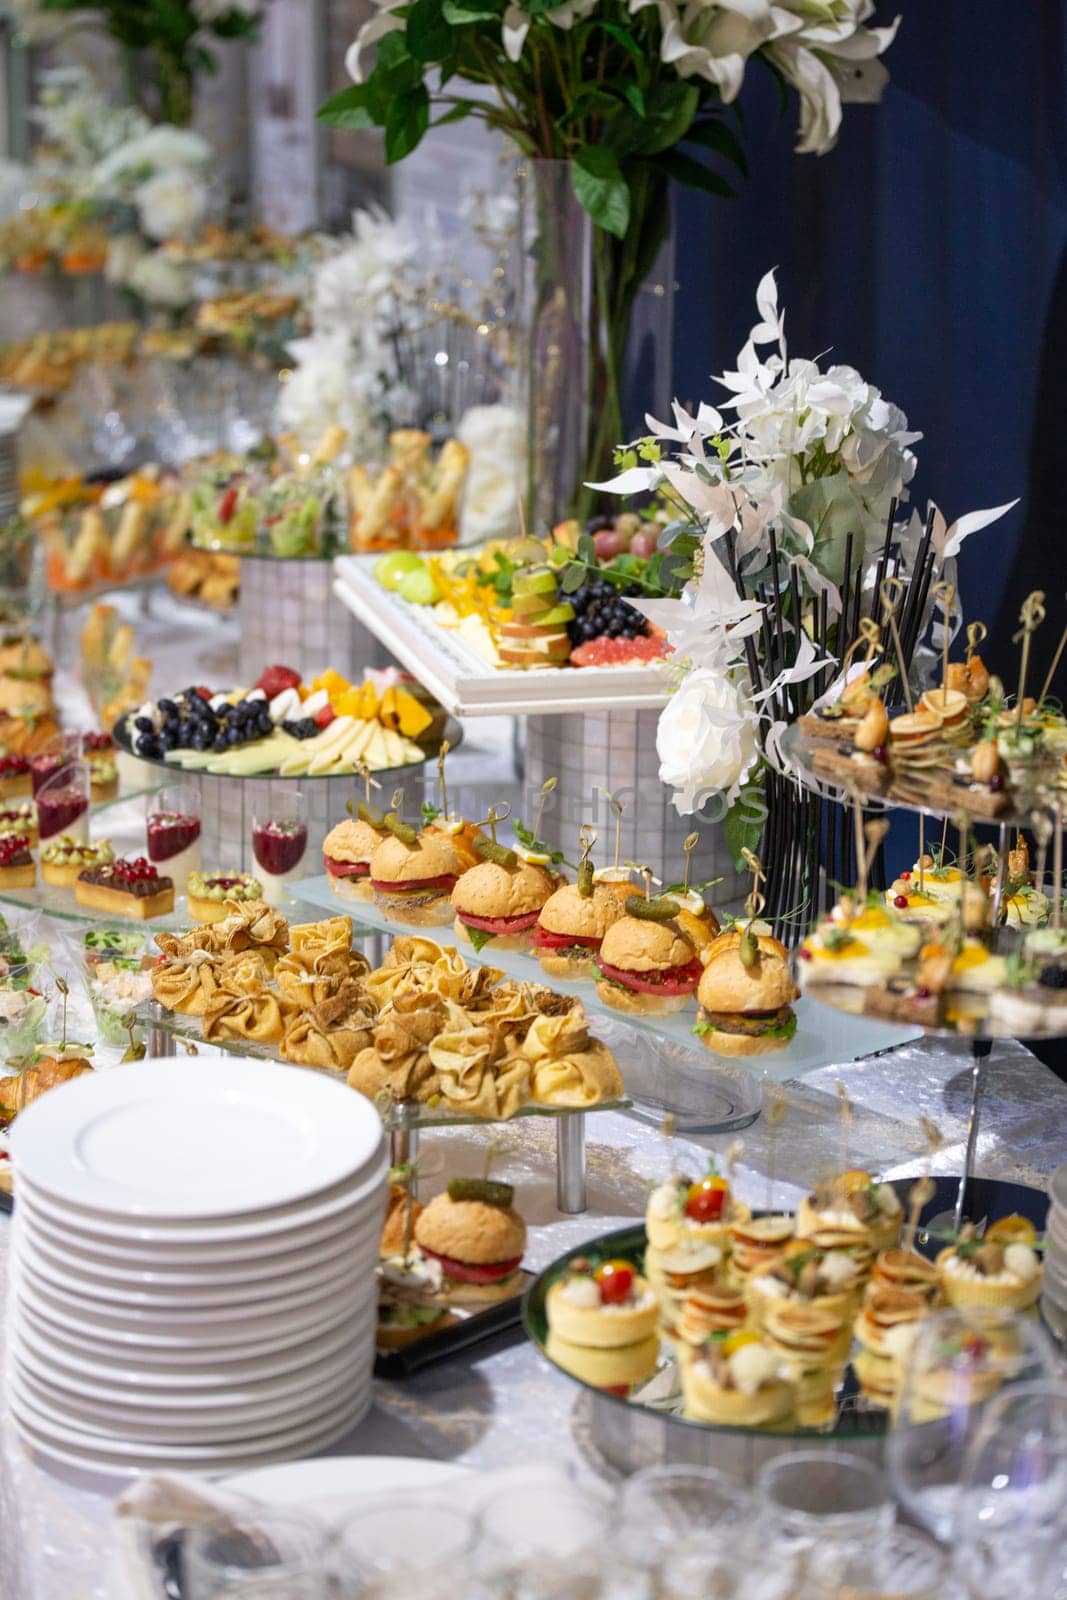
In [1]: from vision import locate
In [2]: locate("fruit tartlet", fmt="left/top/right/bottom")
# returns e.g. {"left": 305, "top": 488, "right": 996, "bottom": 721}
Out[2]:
{"left": 935, "top": 1227, "right": 1043, "bottom": 1312}
{"left": 796, "top": 1171, "right": 903, "bottom": 1262}
{"left": 681, "top": 1330, "right": 795, "bottom": 1428}
{"left": 0, "top": 802, "right": 37, "bottom": 847}
{"left": 41, "top": 835, "right": 114, "bottom": 889}
{"left": 0, "top": 755, "right": 31, "bottom": 800}
{"left": 0, "top": 834, "right": 34, "bottom": 890}
{"left": 746, "top": 1244, "right": 863, "bottom": 1331}
{"left": 646, "top": 1168, "right": 748, "bottom": 1255}
{"left": 188, "top": 871, "right": 263, "bottom": 924}
{"left": 74, "top": 858, "right": 174, "bottom": 921}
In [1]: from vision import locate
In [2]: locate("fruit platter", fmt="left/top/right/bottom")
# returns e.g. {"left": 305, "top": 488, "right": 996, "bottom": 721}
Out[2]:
{"left": 113, "top": 663, "right": 455, "bottom": 781}
{"left": 334, "top": 519, "right": 678, "bottom": 716}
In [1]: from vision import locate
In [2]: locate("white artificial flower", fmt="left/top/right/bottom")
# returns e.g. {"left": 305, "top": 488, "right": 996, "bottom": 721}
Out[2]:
{"left": 500, "top": 0, "right": 598, "bottom": 60}
{"left": 127, "top": 252, "right": 195, "bottom": 309}
{"left": 92, "top": 126, "right": 210, "bottom": 194}
{"left": 657, "top": 666, "right": 761, "bottom": 814}
{"left": 651, "top": 0, "right": 802, "bottom": 103}
{"left": 104, "top": 234, "right": 146, "bottom": 287}
{"left": 135, "top": 168, "right": 208, "bottom": 242}
{"left": 277, "top": 332, "right": 387, "bottom": 455}
{"left": 769, "top": 3, "right": 900, "bottom": 153}
{"left": 192, "top": 0, "right": 262, "bottom": 20}
{"left": 457, "top": 404, "right": 526, "bottom": 543}
{"left": 345, "top": 1, "right": 406, "bottom": 81}
{"left": 311, "top": 207, "right": 417, "bottom": 326}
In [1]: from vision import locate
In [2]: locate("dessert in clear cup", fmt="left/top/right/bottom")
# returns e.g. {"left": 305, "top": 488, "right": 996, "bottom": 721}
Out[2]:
{"left": 146, "top": 784, "right": 201, "bottom": 894}
{"left": 251, "top": 792, "right": 308, "bottom": 906}
{"left": 35, "top": 761, "right": 90, "bottom": 846}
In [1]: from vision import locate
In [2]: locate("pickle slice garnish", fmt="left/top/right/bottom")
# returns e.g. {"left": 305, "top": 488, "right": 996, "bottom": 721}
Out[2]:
{"left": 625, "top": 894, "right": 680, "bottom": 921}
{"left": 447, "top": 1177, "right": 515, "bottom": 1208}
{"left": 474, "top": 836, "right": 519, "bottom": 868}
{"left": 383, "top": 812, "right": 418, "bottom": 844}
{"left": 577, "top": 860, "right": 594, "bottom": 897}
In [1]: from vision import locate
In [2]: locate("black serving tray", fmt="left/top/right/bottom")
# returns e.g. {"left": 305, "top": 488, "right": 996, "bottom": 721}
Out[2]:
{"left": 374, "top": 1268, "right": 535, "bottom": 1379}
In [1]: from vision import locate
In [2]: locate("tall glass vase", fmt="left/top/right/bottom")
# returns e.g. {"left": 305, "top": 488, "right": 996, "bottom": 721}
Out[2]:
{"left": 516, "top": 159, "right": 674, "bottom": 529}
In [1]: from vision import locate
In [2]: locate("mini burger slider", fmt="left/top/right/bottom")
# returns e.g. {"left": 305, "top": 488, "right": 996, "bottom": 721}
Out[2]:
{"left": 595, "top": 896, "right": 701, "bottom": 1017}
{"left": 695, "top": 928, "right": 798, "bottom": 1056}
{"left": 451, "top": 836, "right": 558, "bottom": 951}
{"left": 322, "top": 806, "right": 388, "bottom": 902}
{"left": 532, "top": 859, "right": 624, "bottom": 979}
{"left": 413, "top": 1177, "right": 526, "bottom": 1305}
{"left": 369, "top": 815, "right": 462, "bottom": 926}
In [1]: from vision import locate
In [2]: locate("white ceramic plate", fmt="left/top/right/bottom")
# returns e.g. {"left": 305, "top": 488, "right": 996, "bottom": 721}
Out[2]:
{"left": 21, "top": 1207, "right": 374, "bottom": 1277}
{"left": 12, "top": 1243, "right": 378, "bottom": 1335}
{"left": 11, "top": 1324, "right": 372, "bottom": 1412}
{"left": 16, "top": 1359, "right": 371, "bottom": 1443}
{"left": 12, "top": 1310, "right": 365, "bottom": 1390}
{"left": 10, "top": 1057, "right": 384, "bottom": 1220}
{"left": 23, "top": 1235, "right": 368, "bottom": 1310}
{"left": 9, "top": 1382, "right": 371, "bottom": 1472}
{"left": 13, "top": 1274, "right": 372, "bottom": 1353}
{"left": 16, "top": 1154, "right": 388, "bottom": 1245}
{"left": 225, "top": 1455, "right": 471, "bottom": 1516}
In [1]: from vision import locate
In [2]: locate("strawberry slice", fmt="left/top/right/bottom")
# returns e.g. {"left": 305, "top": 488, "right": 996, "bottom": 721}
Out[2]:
{"left": 313, "top": 704, "right": 335, "bottom": 728}
{"left": 254, "top": 664, "right": 302, "bottom": 698}
{"left": 218, "top": 486, "right": 238, "bottom": 524}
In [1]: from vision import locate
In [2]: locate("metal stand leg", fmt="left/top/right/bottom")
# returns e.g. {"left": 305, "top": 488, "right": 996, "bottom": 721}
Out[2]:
{"left": 557, "top": 1113, "right": 586, "bottom": 1214}
{"left": 390, "top": 1122, "right": 420, "bottom": 1191}
{"left": 953, "top": 1038, "right": 991, "bottom": 1232}
{"left": 148, "top": 1012, "right": 177, "bottom": 1058}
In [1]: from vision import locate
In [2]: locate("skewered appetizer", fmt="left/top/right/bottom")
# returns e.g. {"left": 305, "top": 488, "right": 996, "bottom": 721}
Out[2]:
{"left": 532, "top": 865, "right": 626, "bottom": 980}
{"left": 852, "top": 1287, "right": 931, "bottom": 1406}
{"left": 369, "top": 822, "right": 462, "bottom": 926}
{"left": 595, "top": 898, "right": 701, "bottom": 1017}
{"left": 322, "top": 812, "right": 387, "bottom": 902}
{"left": 412, "top": 1178, "right": 526, "bottom": 1306}
{"left": 681, "top": 1330, "right": 795, "bottom": 1427}
{"left": 796, "top": 1170, "right": 903, "bottom": 1264}
{"left": 695, "top": 928, "right": 798, "bottom": 1055}
{"left": 451, "top": 839, "right": 558, "bottom": 952}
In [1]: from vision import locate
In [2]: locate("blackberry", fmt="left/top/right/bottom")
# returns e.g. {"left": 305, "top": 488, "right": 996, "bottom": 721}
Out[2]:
{"left": 1038, "top": 964, "right": 1067, "bottom": 990}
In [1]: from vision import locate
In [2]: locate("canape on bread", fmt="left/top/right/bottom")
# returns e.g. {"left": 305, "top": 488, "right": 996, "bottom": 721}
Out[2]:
{"left": 451, "top": 851, "right": 557, "bottom": 952}
{"left": 323, "top": 816, "right": 385, "bottom": 902}
{"left": 369, "top": 828, "right": 462, "bottom": 926}
{"left": 645, "top": 1169, "right": 748, "bottom": 1254}
{"left": 546, "top": 1257, "right": 659, "bottom": 1348}
{"left": 376, "top": 1252, "right": 454, "bottom": 1349}
{"left": 867, "top": 1247, "right": 940, "bottom": 1305}
{"left": 746, "top": 1244, "right": 863, "bottom": 1331}
{"left": 412, "top": 1178, "right": 526, "bottom": 1305}
{"left": 695, "top": 930, "right": 798, "bottom": 1056}
{"left": 531, "top": 876, "right": 624, "bottom": 980}
{"left": 595, "top": 903, "right": 701, "bottom": 1017}
{"left": 852, "top": 1286, "right": 929, "bottom": 1405}
{"left": 674, "top": 1284, "right": 748, "bottom": 1347}
{"left": 727, "top": 1215, "right": 796, "bottom": 1283}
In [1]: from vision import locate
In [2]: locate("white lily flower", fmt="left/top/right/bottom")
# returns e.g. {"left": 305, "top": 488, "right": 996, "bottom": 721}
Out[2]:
{"left": 345, "top": 2, "right": 406, "bottom": 82}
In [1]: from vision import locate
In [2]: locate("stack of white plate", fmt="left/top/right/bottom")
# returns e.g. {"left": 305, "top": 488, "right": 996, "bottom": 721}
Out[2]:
{"left": 1042, "top": 1161, "right": 1067, "bottom": 1339}
{"left": 7, "top": 1056, "right": 388, "bottom": 1479}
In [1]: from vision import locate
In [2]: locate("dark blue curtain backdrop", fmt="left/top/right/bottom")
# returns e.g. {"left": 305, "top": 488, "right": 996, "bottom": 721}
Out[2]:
{"left": 672, "top": 1, "right": 1067, "bottom": 684}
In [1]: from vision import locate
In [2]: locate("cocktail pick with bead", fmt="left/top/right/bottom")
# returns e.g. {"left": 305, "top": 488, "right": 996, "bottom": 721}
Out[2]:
{"left": 903, "top": 1118, "right": 945, "bottom": 1253}
{"left": 931, "top": 579, "right": 956, "bottom": 695}
{"left": 436, "top": 740, "right": 451, "bottom": 821}
{"left": 682, "top": 831, "right": 700, "bottom": 894}
{"left": 576, "top": 824, "right": 597, "bottom": 895}
{"left": 739, "top": 848, "right": 766, "bottom": 966}
{"left": 1037, "top": 596, "right": 1067, "bottom": 708}
{"left": 1031, "top": 809, "right": 1053, "bottom": 904}
{"left": 531, "top": 777, "right": 557, "bottom": 843}
{"left": 834, "top": 1081, "right": 853, "bottom": 1174}
{"left": 966, "top": 620, "right": 987, "bottom": 664}
{"left": 596, "top": 786, "right": 624, "bottom": 871}
{"left": 478, "top": 801, "right": 511, "bottom": 846}
{"left": 1013, "top": 590, "right": 1046, "bottom": 732}
{"left": 1054, "top": 801, "right": 1064, "bottom": 933}
{"left": 879, "top": 577, "right": 914, "bottom": 712}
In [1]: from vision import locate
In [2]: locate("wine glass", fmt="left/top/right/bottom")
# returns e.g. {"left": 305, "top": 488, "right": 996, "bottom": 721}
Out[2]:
{"left": 29, "top": 733, "right": 83, "bottom": 797}
{"left": 251, "top": 789, "right": 308, "bottom": 906}
{"left": 618, "top": 1465, "right": 753, "bottom": 1570}
{"left": 34, "top": 760, "right": 90, "bottom": 846}
{"left": 333, "top": 1496, "right": 473, "bottom": 1599}
{"left": 755, "top": 1448, "right": 894, "bottom": 1557}
{"left": 183, "top": 1508, "right": 329, "bottom": 1599}
{"left": 886, "top": 1307, "right": 1061, "bottom": 1542}
{"left": 801, "top": 1526, "right": 955, "bottom": 1599}
{"left": 949, "top": 1378, "right": 1067, "bottom": 1600}
{"left": 145, "top": 782, "right": 202, "bottom": 894}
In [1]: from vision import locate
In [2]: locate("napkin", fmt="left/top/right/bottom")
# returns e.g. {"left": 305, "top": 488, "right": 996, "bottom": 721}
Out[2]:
{"left": 113, "top": 1472, "right": 260, "bottom": 1600}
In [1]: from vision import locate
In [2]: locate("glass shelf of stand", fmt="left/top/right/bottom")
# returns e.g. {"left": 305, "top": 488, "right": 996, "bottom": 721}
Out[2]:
{"left": 803, "top": 980, "right": 1067, "bottom": 1042}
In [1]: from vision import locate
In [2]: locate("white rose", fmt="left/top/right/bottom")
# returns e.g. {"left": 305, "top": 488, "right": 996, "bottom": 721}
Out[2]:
{"left": 657, "top": 667, "right": 760, "bottom": 815}
{"left": 457, "top": 404, "right": 525, "bottom": 544}
{"left": 127, "top": 253, "right": 195, "bottom": 309}
{"left": 135, "top": 169, "right": 208, "bottom": 242}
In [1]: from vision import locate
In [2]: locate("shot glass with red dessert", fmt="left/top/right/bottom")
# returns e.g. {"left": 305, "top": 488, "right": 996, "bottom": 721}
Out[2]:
{"left": 29, "top": 734, "right": 83, "bottom": 798}
{"left": 146, "top": 784, "right": 201, "bottom": 895}
{"left": 35, "top": 761, "right": 90, "bottom": 847}
{"left": 0, "top": 755, "right": 32, "bottom": 801}
{"left": 83, "top": 731, "right": 118, "bottom": 803}
{"left": 251, "top": 790, "right": 308, "bottom": 907}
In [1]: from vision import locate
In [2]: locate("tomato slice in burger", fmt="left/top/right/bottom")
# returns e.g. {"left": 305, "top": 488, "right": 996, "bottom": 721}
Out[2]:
{"left": 457, "top": 910, "right": 542, "bottom": 935}
{"left": 531, "top": 926, "right": 602, "bottom": 950}
{"left": 597, "top": 957, "right": 702, "bottom": 997}
{"left": 324, "top": 855, "right": 369, "bottom": 877}
{"left": 419, "top": 1247, "right": 523, "bottom": 1284}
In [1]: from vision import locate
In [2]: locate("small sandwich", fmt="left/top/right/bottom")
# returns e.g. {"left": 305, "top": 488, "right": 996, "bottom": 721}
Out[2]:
{"left": 595, "top": 897, "right": 701, "bottom": 1017}
{"left": 990, "top": 959, "right": 1067, "bottom": 1036}
{"left": 694, "top": 929, "right": 798, "bottom": 1056}
{"left": 376, "top": 1251, "right": 454, "bottom": 1349}
{"left": 681, "top": 1329, "right": 795, "bottom": 1428}
{"left": 532, "top": 862, "right": 624, "bottom": 979}
{"left": 322, "top": 812, "right": 387, "bottom": 902}
{"left": 451, "top": 842, "right": 557, "bottom": 952}
{"left": 369, "top": 825, "right": 462, "bottom": 927}
{"left": 413, "top": 1177, "right": 526, "bottom": 1305}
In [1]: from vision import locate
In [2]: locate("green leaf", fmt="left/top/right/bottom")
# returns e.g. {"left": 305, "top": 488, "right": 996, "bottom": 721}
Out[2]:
{"left": 317, "top": 83, "right": 379, "bottom": 131}
{"left": 559, "top": 88, "right": 621, "bottom": 127}
{"left": 432, "top": 101, "right": 477, "bottom": 127}
{"left": 723, "top": 796, "right": 766, "bottom": 870}
{"left": 576, "top": 532, "right": 597, "bottom": 562}
{"left": 385, "top": 84, "right": 430, "bottom": 163}
{"left": 637, "top": 82, "right": 700, "bottom": 155}
{"left": 407, "top": 0, "right": 451, "bottom": 62}
{"left": 622, "top": 84, "right": 645, "bottom": 118}
{"left": 685, "top": 118, "right": 748, "bottom": 176}
{"left": 593, "top": 19, "right": 643, "bottom": 59}
{"left": 559, "top": 564, "right": 585, "bottom": 594}
{"left": 443, "top": 0, "right": 500, "bottom": 16}
{"left": 465, "top": 925, "right": 495, "bottom": 952}
{"left": 655, "top": 150, "right": 735, "bottom": 198}
{"left": 572, "top": 146, "right": 630, "bottom": 239}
